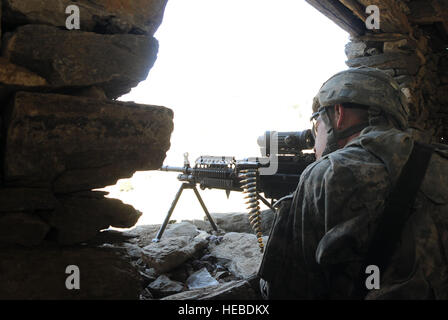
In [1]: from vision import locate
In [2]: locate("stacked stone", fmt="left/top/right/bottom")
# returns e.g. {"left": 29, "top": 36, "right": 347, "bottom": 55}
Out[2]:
{"left": 308, "top": 0, "right": 448, "bottom": 144}
{"left": 346, "top": 35, "right": 446, "bottom": 143}
{"left": 341, "top": 1, "right": 448, "bottom": 144}
{"left": 0, "top": 0, "right": 172, "bottom": 246}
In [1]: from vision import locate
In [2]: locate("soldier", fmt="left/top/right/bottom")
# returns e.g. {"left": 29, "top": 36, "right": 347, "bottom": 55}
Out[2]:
{"left": 258, "top": 67, "right": 448, "bottom": 299}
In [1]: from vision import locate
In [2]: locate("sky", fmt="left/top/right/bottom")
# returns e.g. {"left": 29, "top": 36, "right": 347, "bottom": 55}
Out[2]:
{"left": 103, "top": 0, "right": 349, "bottom": 226}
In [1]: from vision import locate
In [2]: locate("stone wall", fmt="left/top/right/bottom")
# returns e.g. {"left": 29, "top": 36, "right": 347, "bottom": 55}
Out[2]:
{"left": 0, "top": 0, "right": 172, "bottom": 248}
{"left": 0, "top": 0, "right": 173, "bottom": 299}
{"left": 345, "top": 31, "right": 447, "bottom": 143}
{"left": 307, "top": 0, "right": 448, "bottom": 144}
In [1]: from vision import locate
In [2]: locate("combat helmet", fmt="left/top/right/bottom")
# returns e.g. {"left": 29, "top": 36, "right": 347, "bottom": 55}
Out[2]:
{"left": 312, "top": 67, "right": 410, "bottom": 156}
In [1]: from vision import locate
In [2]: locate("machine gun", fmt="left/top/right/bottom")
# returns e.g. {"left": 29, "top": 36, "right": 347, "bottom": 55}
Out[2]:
{"left": 153, "top": 130, "right": 316, "bottom": 252}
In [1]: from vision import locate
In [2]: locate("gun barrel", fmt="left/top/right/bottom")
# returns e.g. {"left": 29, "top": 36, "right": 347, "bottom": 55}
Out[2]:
{"left": 159, "top": 165, "right": 187, "bottom": 173}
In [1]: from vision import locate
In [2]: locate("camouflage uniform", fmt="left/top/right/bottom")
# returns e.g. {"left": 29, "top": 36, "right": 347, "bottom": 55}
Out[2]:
{"left": 259, "top": 108, "right": 448, "bottom": 300}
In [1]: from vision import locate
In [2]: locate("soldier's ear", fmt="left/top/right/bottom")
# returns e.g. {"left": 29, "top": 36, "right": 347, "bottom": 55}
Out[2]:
{"left": 333, "top": 104, "right": 345, "bottom": 129}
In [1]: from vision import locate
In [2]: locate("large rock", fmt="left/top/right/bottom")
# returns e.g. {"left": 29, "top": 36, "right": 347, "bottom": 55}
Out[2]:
{"left": 0, "top": 244, "right": 143, "bottom": 299}
{"left": 0, "top": 57, "right": 47, "bottom": 100}
{"left": 45, "top": 192, "right": 142, "bottom": 245}
{"left": 345, "top": 41, "right": 367, "bottom": 60}
{"left": 125, "top": 224, "right": 163, "bottom": 247}
{"left": 0, "top": 188, "right": 56, "bottom": 246}
{"left": 0, "top": 57, "right": 47, "bottom": 87}
{"left": 186, "top": 267, "right": 219, "bottom": 290}
{"left": 3, "top": 0, "right": 168, "bottom": 35}
{"left": 163, "top": 221, "right": 200, "bottom": 238}
{"left": 148, "top": 275, "right": 185, "bottom": 298}
{"left": 162, "top": 280, "right": 258, "bottom": 300}
{"left": 126, "top": 222, "right": 201, "bottom": 247}
{"left": 0, "top": 212, "right": 50, "bottom": 246}
{"left": 0, "top": 188, "right": 57, "bottom": 212}
{"left": 3, "top": 25, "right": 159, "bottom": 98}
{"left": 346, "top": 53, "right": 421, "bottom": 76}
{"left": 4, "top": 92, "right": 173, "bottom": 192}
{"left": 209, "top": 232, "right": 268, "bottom": 279}
{"left": 182, "top": 219, "right": 216, "bottom": 233}
{"left": 210, "top": 210, "right": 275, "bottom": 236}
{"left": 141, "top": 235, "right": 208, "bottom": 273}
{"left": 383, "top": 39, "right": 416, "bottom": 54}
{"left": 437, "top": 85, "right": 448, "bottom": 105}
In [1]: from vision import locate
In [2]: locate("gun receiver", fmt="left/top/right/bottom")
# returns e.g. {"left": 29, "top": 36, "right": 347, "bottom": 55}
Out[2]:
{"left": 160, "top": 154, "right": 314, "bottom": 199}
{"left": 154, "top": 130, "right": 316, "bottom": 252}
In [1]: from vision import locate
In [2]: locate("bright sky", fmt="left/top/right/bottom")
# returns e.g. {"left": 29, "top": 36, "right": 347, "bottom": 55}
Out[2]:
{"left": 104, "top": 0, "right": 349, "bottom": 227}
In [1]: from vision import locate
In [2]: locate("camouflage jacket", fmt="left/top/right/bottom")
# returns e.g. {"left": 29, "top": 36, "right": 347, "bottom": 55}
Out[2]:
{"left": 258, "top": 123, "right": 448, "bottom": 299}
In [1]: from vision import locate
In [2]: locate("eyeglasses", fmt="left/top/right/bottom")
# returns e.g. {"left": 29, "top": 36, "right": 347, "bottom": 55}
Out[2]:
{"left": 310, "top": 107, "right": 326, "bottom": 138}
{"left": 310, "top": 113, "right": 319, "bottom": 138}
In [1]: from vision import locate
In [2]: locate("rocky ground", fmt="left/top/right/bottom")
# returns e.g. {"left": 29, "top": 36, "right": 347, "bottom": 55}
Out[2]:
{"left": 116, "top": 209, "right": 274, "bottom": 300}
{"left": 127, "top": 209, "right": 275, "bottom": 300}
{"left": 0, "top": 209, "right": 274, "bottom": 299}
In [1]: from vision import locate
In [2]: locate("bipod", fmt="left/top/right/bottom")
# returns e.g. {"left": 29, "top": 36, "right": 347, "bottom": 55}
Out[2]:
{"left": 152, "top": 183, "right": 218, "bottom": 242}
